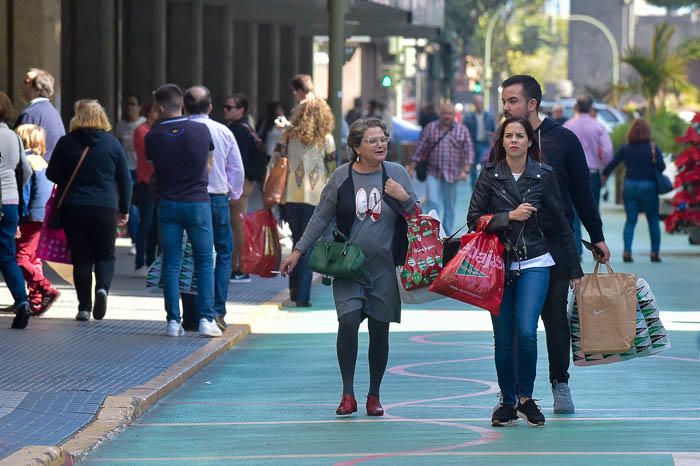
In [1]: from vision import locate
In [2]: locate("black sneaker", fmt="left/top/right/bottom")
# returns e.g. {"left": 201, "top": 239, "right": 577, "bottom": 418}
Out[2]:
{"left": 93, "top": 289, "right": 108, "bottom": 320}
{"left": 491, "top": 403, "right": 518, "bottom": 427}
{"left": 215, "top": 315, "right": 227, "bottom": 331}
{"left": 517, "top": 398, "right": 545, "bottom": 427}
{"left": 11, "top": 303, "right": 30, "bottom": 329}
{"left": 230, "top": 271, "right": 251, "bottom": 283}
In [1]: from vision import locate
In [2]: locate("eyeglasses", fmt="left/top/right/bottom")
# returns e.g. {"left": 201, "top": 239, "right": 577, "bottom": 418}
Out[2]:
{"left": 362, "top": 136, "right": 391, "bottom": 145}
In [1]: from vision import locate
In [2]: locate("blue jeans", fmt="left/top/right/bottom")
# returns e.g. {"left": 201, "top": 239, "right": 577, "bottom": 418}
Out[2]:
{"left": 0, "top": 205, "right": 28, "bottom": 306}
{"left": 128, "top": 170, "right": 140, "bottom": 241}
{"left": 470, "top": 141, "right": 491, "bottom": 192}
{"left": 425, "top": 175, "right": 458, "bottom": 234}
{"left": 491, "top": 267, "right": 550, "bottom": 406}
{"left": 623, "top": 179, "right": 660, "bottom": 254}
{"left": 134, "top": 182, "right": 155, "bottom": 269}
{"left": 210, "top": 194, "right": 233, "bottom": 316}
{"left": 158, "top": 200, "right": 215, "bottom": 323}
{"left": 573, "top": 171, "right": 602, "bottom": 256}
{"left": 286, "top": 203, "right": 316, "bottom": 304}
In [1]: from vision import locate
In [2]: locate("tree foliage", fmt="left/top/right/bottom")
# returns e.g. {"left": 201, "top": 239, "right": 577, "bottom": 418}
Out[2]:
{"left": 621, "top": 23, "right": 700, "bottom": 115}
{"left": 645, "top": 0, "right": 699, "bottom": 11}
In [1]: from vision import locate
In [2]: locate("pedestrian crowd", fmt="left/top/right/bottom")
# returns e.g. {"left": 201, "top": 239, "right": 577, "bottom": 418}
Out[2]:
{"left": 1, "top": 68, "right": 669, "bottom": 430}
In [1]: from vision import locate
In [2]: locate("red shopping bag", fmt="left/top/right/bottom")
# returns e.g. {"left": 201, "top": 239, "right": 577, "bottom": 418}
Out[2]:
{"left": 36, "top": 188, "right": 72, "bottom": 264}
{"left": 428, "top": 215, "right": 505, "bottom": 315}
{"left": 399, "top": 208, "right": 443, "bottom": 290}
{"left": 240, "top": 209, "right": 281, "bottom": 278}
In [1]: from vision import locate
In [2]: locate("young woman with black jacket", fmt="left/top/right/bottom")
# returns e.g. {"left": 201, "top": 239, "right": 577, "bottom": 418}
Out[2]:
{"left": 467, "top": 116, "right": 582, "bottom": 428}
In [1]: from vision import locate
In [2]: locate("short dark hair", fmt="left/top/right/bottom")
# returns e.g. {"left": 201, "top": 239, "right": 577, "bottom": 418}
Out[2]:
{"left": 184, "top": 85, "right": 212, "bottom": 115}
{"left": 492, "top": 116, "right": 542, "bottom": 163}
{"left": 346, "top": 117, "right": 389, "bottom": 158}
{"left": 228, "top": 93, "right": 249, "bottom": 113}
{"left": 501, "top": 75, "right": 542, "bottom": 111}
{"left": 126, "top": 94, "right": 142, "bottom": 105}
{"left": 290, "top": 74, "right": 314, "bottom": 93}
{"left": 575, "top": 94, "right": 594, "bottom": 114}
{"left": 154, "top": 83, "right": 183, "bottom": 113}
{"left": 0, "top": 91, "right": 15, "bottom": 124}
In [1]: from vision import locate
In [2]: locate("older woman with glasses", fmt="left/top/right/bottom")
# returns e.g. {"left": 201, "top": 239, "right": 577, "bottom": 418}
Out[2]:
{"left": 280, "top": 118, "right": 417, "bottom": 417}
{"left": 47, "top": 99, "right": 132, "bottom": 322}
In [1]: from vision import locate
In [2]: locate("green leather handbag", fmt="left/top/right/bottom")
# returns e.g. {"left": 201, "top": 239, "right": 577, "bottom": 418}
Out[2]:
{"left": 308, "top": 230, "right": 366, "bottom": 285}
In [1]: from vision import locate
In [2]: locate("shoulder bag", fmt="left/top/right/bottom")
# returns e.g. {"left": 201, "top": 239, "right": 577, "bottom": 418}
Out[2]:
{"left": 262, "top": 133, "right": 289, "bottom": 208}
{"left": 651, "top": 144, "right": 673, "bottom": 195}
{"left": 46, "top": 146, "right": 90, "bottom": 229}
{"left": 415, "top": 125, "right": 454, "bottom": 182}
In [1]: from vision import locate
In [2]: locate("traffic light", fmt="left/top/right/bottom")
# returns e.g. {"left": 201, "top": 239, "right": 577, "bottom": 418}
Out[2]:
{"left": 381, "top": 73, "right": 393, "bottom": 87}
{"left": 473, "top": 81, "right": 482, "bottom": 93}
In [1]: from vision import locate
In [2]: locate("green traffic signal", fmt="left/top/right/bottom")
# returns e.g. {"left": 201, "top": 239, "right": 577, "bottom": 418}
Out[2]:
{"left": 474, "top": 81, "right": 482, "bottom": 93}
{"left": 381, "top": 75, "right": 392, "bottom": 87}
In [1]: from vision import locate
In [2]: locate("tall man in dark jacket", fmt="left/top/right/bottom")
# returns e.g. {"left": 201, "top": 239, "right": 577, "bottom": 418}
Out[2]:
{"left": 499, "top": 75, "right": 611, "bottom": 414}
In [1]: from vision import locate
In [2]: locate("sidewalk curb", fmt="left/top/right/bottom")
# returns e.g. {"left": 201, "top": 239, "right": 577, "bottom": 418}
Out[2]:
{"left": 1, "top": 324, "right": 250, "bottom": 466}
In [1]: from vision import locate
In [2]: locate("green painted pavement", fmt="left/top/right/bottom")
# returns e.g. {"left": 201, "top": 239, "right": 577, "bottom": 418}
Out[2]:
{"left": 84, "top": 180, "right": 700, "bottom": 465}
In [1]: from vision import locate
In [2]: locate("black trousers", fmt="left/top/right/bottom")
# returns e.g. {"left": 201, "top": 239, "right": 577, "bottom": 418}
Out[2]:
{"left": 61, "top": 205, "right": 118, "bottom": 312}
{"left": 540, "top": 242, "right": 572, "bottom": 385}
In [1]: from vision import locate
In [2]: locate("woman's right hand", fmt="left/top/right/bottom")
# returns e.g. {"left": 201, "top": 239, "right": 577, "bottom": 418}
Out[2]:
{"left": 509, "top": 203, "right": 537, "bottom": 222}
{"left": 280, "top": 250, "right": 303, "bottom": 277}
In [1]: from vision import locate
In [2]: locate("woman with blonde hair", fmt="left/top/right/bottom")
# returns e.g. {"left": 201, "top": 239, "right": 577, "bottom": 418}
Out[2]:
{"left": 274, "top": 94, "right": 335, "bottom": 307}
{"left": 47, "top": 99, "right": 132, "bottom": 321}
{"left": 0, "top": 91, "right": 32, "bottom": 329}
{"left": 15, "top": 124, "right": 60, "bottom": 315}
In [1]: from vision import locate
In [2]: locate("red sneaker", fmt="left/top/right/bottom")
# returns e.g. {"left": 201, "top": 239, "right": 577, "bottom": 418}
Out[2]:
{"left": 335, "top": 394, "right": 358, "bottom": 416}
{"left": 31, "top": 289, "right": 60, "bottom": 316}
{"left": 366, "top": 395, "right": 384, "bottom": 416}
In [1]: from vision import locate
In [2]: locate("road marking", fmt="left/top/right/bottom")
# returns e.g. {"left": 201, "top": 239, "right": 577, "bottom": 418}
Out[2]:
{"left": 90, "top": 451, "right": 700, "bottom": 462}
{"left": 135, "top": 416, "right": 700, "bottom": 427}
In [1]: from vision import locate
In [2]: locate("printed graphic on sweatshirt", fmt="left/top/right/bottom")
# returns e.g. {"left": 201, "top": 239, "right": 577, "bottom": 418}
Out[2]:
{"left": 355, "top": 187, "right": 382, "bottom": 222}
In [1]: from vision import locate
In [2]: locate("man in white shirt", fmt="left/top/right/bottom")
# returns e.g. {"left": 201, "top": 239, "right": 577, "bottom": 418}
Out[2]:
{"left": 185, "top": 85, "right": 245, "bottom": 331}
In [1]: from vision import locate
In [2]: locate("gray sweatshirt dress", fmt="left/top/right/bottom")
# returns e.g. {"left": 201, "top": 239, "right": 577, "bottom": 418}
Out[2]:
{"left": 294, "top": 161, "right": 417, "bottom": 323}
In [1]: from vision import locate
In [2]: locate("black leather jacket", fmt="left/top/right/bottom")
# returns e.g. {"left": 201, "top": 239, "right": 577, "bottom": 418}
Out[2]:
{"left": 467, "top": 158, "right": 583, "bottom": 280}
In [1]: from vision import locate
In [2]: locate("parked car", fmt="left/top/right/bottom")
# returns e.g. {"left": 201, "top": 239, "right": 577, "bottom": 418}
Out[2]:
{"left": 540, "top": 99, "right": 629, "bottom": 133}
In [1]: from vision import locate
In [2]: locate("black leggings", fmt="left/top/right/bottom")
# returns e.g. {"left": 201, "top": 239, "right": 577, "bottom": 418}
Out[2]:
{"left": 337, "top": 310, "right": 390, "bottom": 397}
{"left": 61, "top": 205, "right": 117, "bottom": 312}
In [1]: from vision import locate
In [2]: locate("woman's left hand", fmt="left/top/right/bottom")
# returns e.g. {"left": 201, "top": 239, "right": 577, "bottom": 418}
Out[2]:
{"left": 384, "top": 178, "right": 410, "bottom": 202}
{"left": 117, "top": 213, "right": 129, "bottom": 227}
{"left": 569, "top": 278, "right": 581, "bottom": 291}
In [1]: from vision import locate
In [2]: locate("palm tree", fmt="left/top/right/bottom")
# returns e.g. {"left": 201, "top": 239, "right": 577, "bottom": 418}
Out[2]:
{"left": 621, "top": 23, "right": 700, "bottom": 116}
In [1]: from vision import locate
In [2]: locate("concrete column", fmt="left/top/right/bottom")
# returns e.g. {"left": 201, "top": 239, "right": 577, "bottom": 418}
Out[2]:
{"left": 257, "top": 23, "right": 280, "bottom": 118}
{"left": 61, "top": 0, "right": 117, "bottom": 122}
{"left": 122, "top": 0, "right": 166, "bottom": 103}
{"left": 361, "top": 43, "right": 378, "bottom": 107}
{"left": 203, "top": 5, "right": 234, "bottom": 121}
{"left": 328, "top": 0, "right": 346, "bottom": 148}
{"left": 233, "top": 21, "right": 258, "bottom": 117}
{"left": 279, "top": 25, "right": 298, "bottom": 112}
{"left": 167, "top": 1, "right": 203, "bottom": 88}
{"left": 1, "top": 0, "right": 61, "bottom": 109}
{"left": 298, "top": 35, "right": 313, "bottom": 76}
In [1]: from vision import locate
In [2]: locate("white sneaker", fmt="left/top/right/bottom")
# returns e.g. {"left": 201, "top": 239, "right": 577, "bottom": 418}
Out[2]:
{"left": 166, "top": 320, "right": 185, "bottom": 337}
{"left": 199, "top": 318, "right": 223, "bottom": 337}
{"left": 129, "top": 245, "right": 137, "bottom": 256}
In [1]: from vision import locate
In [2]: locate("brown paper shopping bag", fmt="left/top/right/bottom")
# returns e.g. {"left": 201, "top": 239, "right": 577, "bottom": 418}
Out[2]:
{"left": 575, "top": 262, "right": 637, "bottom": 354}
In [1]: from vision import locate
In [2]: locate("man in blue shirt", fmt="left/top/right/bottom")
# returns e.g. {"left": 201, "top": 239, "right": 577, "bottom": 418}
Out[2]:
{"left": 463, "top": 94, "right": 496, "bottom": 192}
{"left": 145, "top": 83, "right": 221, "bottom": 338}
{"left": 185, "top": 85, "right": 245, "bottom": 331}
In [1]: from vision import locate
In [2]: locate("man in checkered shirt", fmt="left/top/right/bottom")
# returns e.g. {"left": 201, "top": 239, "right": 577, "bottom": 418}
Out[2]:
{"left": 410, "top": 102, "right": 474, "bottom": 233}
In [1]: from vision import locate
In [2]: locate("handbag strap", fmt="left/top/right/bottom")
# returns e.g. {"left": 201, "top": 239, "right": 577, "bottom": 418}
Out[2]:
{"left": 57, "top": 146, "right": 90, "bottom": 208}
{"left": 423, "top": 125, "right": 454, "bottom": 162}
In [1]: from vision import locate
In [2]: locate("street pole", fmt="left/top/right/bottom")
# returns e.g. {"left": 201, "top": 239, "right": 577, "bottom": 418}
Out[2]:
{"left": 566, "top": 14, "right": 620, "bottom": 87}
{"left": 328, "top": 0, "right": 346, "bottom": 149}
{"left": 483, "top": 8, "right": 504, "bottom": 115}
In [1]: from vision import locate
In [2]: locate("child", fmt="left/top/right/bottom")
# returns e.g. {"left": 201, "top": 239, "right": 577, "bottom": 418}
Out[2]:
{"left": 15, "top": 124, "right": 60, "bottom": 315}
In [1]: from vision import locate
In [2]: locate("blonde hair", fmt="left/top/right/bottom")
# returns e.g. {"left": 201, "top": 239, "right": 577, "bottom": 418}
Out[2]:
{"left": 69, "top": 99, "right": 112, "bottom": 132}
{"left": 287, "top": 97, "right": 334, "bottom": 147}
{"left": 16, "top": 124, "right": 47, "bottom": 156}
{"left": 25, "top": 68, "right": 55, "bottom": 98}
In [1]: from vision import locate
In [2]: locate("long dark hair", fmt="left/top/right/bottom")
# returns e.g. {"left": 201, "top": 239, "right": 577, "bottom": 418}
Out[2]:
{"left": 491, "top": 116, "right": 541, "bottom": 163}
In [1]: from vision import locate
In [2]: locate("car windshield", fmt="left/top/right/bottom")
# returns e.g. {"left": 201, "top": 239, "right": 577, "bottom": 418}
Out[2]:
{"left": 596, "top": 109, "right": 618, "bottom": 123}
